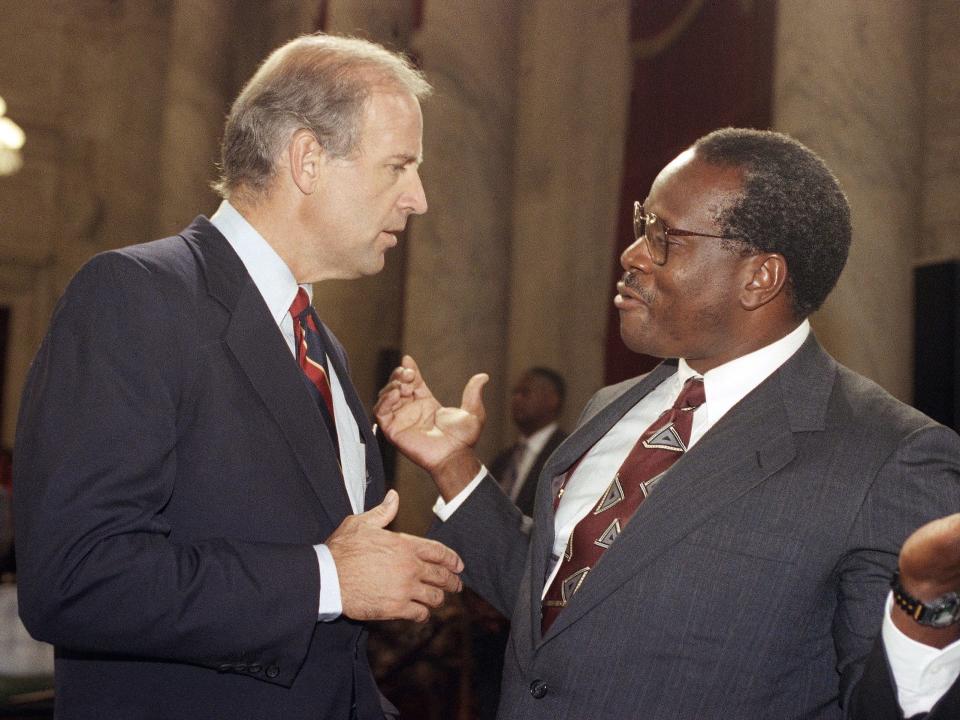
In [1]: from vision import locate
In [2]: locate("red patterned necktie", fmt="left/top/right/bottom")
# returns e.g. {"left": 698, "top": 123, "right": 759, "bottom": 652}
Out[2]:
{"left": 541, "top": 377, "right": 706, "bottom": 633}
{"left": 290, "top": 288, "right": 337, "bottom": 432}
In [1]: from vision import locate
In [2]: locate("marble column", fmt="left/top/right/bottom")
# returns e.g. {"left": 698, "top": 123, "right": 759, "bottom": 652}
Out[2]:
{"left": 773, "top": 0, "right": 926, "bottom": 401}
{"left": 506, "top": 0, "right": 632, "bottom": 435}
{"left": 393, "top": 0, "right": 521, "bottom": 533}
{"left": 919, "top": 0, "right": 960, "bottom": 263}
{"left": 154, "top": 1, "right": 236, "bottom": 235}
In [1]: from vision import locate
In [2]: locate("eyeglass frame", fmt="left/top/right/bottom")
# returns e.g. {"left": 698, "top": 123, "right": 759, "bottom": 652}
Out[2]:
{"left": 633, "top": 201, "right": 741, "bottom": 266}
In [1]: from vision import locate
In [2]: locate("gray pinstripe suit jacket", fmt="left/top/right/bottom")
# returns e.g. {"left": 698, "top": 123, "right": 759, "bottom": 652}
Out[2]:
{"left": 432, "top": 335, "right": 960, "bottom": 719}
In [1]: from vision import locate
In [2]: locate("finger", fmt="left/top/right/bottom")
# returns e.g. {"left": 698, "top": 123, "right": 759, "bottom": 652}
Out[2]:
{"left": 419, "top": 560, "right": 464, "bottom": 593}
{"left": 356, "top": 489, "right": 399, "bottom": 528}
{"left": 385, "top": 363, "right": 417, "bottom": 398}
{"left": 408, "top": 602, "right": 431, "bottom": 623}
{"left": 400, "top": 355, "right": 426, "bottom": 391}
{"left": 388, "top": 362, "right": 415, "bottom": 382}
{"left": 460, "top": 373, "right": 489, "bottom": 419}
{"left": 412, "top": 537, "right": 464, "bottom": 573}
{"left": 376, "top": 379, "right": 401, "bottom": 400}
{"left": 401, "top": 354, "right": 420, "bottom": 377}
{"left": 373, "top": 385, "right": 396, "bottom": 415}
{"left": 410, "top": 583, "right": 446, "bottom": 609}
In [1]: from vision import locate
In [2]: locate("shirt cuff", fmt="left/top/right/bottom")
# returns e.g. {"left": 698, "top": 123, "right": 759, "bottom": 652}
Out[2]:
{"left": 432, "top": 466, "right": 488, "bottom": 521}
{"left": 314, "top": 544, "right": 343, "bottom": 621}
{"left": 882, "top": 591, "right": 960, "bottom": 717}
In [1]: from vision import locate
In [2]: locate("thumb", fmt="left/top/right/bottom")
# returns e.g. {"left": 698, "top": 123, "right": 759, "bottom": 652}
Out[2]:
{"left": 358, "top": 488, "right": 399, "bottom": 528}
{"left": 460, "top": 373, "right": 489, "bottom": 418}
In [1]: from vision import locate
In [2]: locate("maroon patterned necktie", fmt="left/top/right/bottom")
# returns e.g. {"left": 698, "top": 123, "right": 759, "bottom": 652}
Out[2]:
{"left": 541, "top": 377, "right": 706, "bottom": 633}
{"left": 290, "top": 288, "right": 337, "bottom": 431}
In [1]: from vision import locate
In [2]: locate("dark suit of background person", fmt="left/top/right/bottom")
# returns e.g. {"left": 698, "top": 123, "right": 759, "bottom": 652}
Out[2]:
{"left": 12, "top": 35, "right": 463, "bottom": 720}
{"left": 489, "top": 369, "right": 568, "bottom": 517}
{"left": 375, "top": 129, "right": 960, "bottom": 719}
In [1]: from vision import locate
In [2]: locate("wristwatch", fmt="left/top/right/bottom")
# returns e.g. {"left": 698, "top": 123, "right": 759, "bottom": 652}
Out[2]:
{"left": 890, "top": 571, "right": 960, "bottom": 628}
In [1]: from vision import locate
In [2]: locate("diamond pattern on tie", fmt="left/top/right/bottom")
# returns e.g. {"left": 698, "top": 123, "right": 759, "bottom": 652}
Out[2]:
{"left": 594, "top": 518, "right": 621, "bottom": 549}
{"left": 594, "top": 475, "right": 625, "bottom": 514}
{"left": 642, "top": 423, "right": 686, "bottom": 452}
{"left": 561, "top": 567, "right": 590, "bottom": 603}
{"left": 541, "top": 377, "right": 705, "bottom": 634}
{"left": 640, "top": 470, "right": 667, "bottom": 498}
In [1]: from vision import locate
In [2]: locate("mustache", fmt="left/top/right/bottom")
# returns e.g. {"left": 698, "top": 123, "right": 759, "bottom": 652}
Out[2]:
{"left": 622, "top": 271, "right": 654, "bottom": 303}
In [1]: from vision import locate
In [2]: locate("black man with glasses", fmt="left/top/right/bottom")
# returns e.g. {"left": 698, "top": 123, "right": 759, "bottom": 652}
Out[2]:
{"left": 376, "top": 128, "right": 960, "bottom": 719}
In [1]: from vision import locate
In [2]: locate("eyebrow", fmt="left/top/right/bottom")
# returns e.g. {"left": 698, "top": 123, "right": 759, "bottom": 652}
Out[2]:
{"left": 389, "top": 153, "right": 423, "bottom": 165}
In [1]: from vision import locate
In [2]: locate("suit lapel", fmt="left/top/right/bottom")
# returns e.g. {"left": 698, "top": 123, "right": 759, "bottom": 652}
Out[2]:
{"left": 181, "top": 219, "right": 354, "bottom": 526}
{"left": 537, "top": 337, "right": 836, "bottom": 642}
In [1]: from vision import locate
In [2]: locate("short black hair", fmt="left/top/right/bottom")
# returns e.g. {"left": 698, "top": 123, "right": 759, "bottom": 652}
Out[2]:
{"left": 527, "top": 367, "right": 566, "bottom": 406}
{"left": 693, "top": 128, "right": 851, "bottom": 319}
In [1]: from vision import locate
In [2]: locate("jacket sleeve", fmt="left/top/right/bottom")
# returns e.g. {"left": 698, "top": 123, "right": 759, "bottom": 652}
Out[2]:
{"left": 430, "top": 476, "right": 532, "bottom": 618}
{"left": 13, "top": 251, "right": 319, "bottom": 687}
{"left": 840, "top": 424, "right": 960, "bottom": 717}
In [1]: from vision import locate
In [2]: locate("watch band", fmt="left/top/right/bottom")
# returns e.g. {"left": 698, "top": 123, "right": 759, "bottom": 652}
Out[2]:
{"left": 890, "top": 570, "right": 960, "bottom": 628}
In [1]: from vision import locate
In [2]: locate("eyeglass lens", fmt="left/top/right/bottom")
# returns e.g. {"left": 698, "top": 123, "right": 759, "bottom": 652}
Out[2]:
{"left": 634, "top": 203, "right": 666, "bottom": 264}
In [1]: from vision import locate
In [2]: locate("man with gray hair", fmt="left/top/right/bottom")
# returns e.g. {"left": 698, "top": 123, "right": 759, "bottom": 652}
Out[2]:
{"left": 14, "top": 33, "right": 462, "bottom": 719}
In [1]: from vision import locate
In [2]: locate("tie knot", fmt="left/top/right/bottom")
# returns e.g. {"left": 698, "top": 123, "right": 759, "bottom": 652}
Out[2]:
{"left": 289, "top": 287, "right": 311, "bottom": 319}
{"left": 673, "top": 377, "right": 705, "bottom": 411}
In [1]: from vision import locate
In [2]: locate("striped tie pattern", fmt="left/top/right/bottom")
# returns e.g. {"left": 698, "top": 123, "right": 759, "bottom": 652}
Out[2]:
{"left": 290, "top": 288, "right": 337, "bottom": 435}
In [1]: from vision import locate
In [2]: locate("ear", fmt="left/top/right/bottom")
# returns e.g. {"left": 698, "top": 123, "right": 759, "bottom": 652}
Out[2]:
{"left": 285, "top": 128, "right": 324, "bottom": 195}
{"left": 740, "top": 253, "right": 788, "bottom": 311}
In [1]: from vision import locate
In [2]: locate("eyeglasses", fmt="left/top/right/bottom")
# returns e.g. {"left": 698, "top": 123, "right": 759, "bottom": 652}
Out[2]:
{"left": 633, "top": 201, "right": 739, "bottom": 266}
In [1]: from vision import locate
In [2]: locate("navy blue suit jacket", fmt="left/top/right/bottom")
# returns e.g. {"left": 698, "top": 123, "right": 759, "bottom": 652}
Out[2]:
{"left": 14, "top": 218, "right": 389, "bottom": 719}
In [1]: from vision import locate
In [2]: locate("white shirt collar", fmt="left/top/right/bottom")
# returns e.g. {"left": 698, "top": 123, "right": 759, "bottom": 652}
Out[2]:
{"left": 522, "top": 421, "right": 559, "bottom": 455}
{"left": 209, "top": 199, "right": 310, "bottom": 322}
{"left": 676, "top": 319, "right": 810, "bottom": 427}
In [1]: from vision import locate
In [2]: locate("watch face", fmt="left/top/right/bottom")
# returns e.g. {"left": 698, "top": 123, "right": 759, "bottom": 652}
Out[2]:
{"left": 928, "top": 594, "right": 960, "bottom": 628}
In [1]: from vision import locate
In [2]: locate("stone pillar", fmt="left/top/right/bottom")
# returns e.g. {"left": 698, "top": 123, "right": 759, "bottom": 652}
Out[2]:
{"left": 506, "top": 0, "right": 632, "bottom": 435}
{"left": 773, "top": 0, "right": 925, "bottom": 401}
{"left": 154, "top": 1, "right": 236, "bottom": 235}
{"left": 919, "top": 0, "right": 960, "bottom": 263}
{"left": 393, "top": 0, "right": 521, "bottom": 533}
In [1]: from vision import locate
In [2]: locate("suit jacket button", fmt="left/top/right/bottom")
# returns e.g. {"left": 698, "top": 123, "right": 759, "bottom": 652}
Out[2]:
{"left": 266, "top": 665, "right": 280, "bottom": 679}
{"left": 529, "top": 679, "right": 548, "bottom": 699}
{"left": 217, "top": 664, "right": 233, "bottom": 673}
{"left": 248, "top": 664, "right": 262, "bottom": 674}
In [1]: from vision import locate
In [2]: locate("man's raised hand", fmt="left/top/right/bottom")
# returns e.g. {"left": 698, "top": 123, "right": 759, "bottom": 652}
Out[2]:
{"left": 374, "top": 355, "right": 488, "bottom": 498}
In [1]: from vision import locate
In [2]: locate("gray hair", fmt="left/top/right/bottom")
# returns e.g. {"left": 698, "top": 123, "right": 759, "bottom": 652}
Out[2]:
{"left": 213, "top": 33, "right": 431, "bottom": 200}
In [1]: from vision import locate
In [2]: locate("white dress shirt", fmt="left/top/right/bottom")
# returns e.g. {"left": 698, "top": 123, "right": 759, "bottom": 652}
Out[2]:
{"left": 211, "top": 199, "right": 365, "bottom": 621}
{"left": 436, "top": 319, "right": 960, "bottom": 714}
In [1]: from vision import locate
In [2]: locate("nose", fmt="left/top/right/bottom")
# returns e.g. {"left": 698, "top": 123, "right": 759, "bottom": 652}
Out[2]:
{"left": 620, "top": 235, "right": 654, "bottom": 273}
{"left": 401, "top": 169, "right": 428, "bottom": 215}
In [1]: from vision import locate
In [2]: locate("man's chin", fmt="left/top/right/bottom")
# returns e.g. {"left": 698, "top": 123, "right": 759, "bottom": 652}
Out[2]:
{"left": 619, "top": 326, "right": 663, "bottom": 359}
